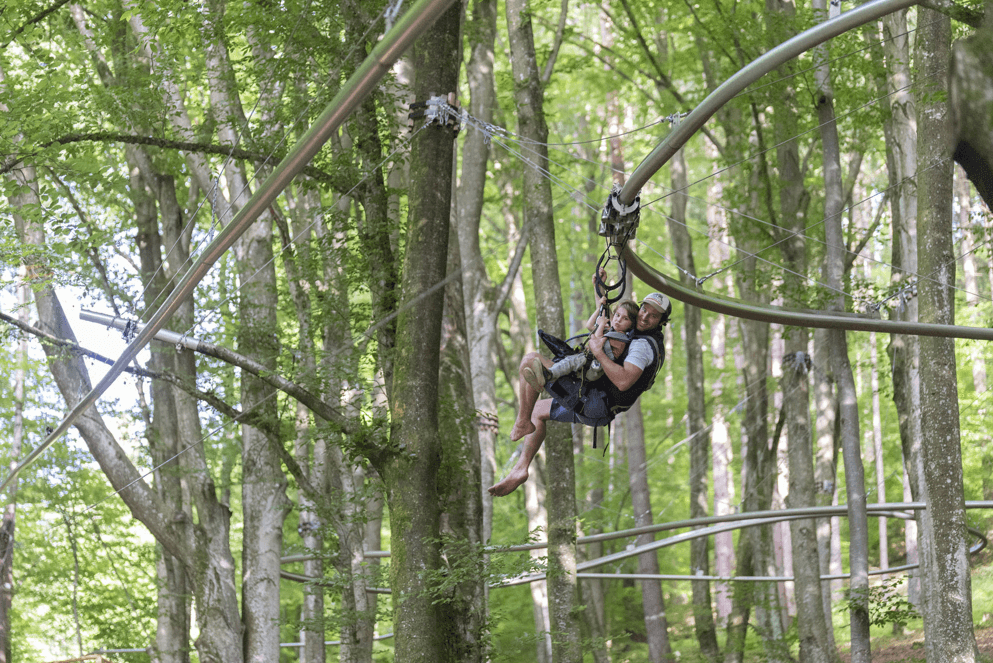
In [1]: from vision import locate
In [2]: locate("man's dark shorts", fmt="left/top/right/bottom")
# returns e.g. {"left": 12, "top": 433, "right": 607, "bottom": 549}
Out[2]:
{"left": 549, "top": 399, "right": 603, "bottom": 427}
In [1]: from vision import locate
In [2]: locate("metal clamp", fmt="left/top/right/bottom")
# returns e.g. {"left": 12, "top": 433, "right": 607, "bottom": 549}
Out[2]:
{"left": 408, "top": 93, "right": 462, "bottom": 135}
{"left": 599, "top": 185, "right": 641, "bottom": 246}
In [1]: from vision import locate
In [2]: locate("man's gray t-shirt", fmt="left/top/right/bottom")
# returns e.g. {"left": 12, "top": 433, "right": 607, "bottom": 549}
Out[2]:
{"left": 624, "top": 337, "right": 654, "bottom": 371}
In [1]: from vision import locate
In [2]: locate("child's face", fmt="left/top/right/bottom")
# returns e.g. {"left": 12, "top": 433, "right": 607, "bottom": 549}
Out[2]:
{"left": 611, "top": 308, "right": 634, "bottom": 331}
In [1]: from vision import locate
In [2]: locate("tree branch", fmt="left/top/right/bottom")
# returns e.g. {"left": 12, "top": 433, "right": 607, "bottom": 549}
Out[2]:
{"left": 540, "top": 0, "right": 570, "bottom": 86}
{"left": 2, "top": 132, "right": 344, "bottom": 189}
{"left": 494, "top": 220, "right": 531, "bottom": 315}
{"left": 917, "top": 0, "right": 983, "bottom": 27}
{"left": 555, "top": 24, "right": 725, "bottom": 155}
{"left": 1, "top": 0, "right": 74, "bottom": 49}
{"left": 844, "top": 193, "right": 887, "bottom": 275}
{"left": 45, "top": 167, "right": 126, "bottom": 316}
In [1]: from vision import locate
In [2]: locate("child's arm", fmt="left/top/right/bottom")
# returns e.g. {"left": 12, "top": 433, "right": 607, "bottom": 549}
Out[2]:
{"left": 585, "top": 295, "right": 609, "bottom": 331}
{"left": 587, "top": 269, "right": 611, "bottom": 331}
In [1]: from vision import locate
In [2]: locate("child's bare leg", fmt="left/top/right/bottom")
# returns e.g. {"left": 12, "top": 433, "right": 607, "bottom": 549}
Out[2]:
{"left": 511, "top": 352, "right": 553, "bottom": 441}
{"left": 490, "top": 399, "right": 552, "bottom": 496}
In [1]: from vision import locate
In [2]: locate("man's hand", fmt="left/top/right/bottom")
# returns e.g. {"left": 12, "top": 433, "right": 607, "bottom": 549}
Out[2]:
{"left": 588, "top": 332, "right": 606, "bottom": 359}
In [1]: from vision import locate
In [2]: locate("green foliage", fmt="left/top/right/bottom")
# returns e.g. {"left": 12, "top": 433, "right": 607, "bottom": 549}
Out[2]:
{"left": 843, "top": 577, "right": 921, "bottom": 630}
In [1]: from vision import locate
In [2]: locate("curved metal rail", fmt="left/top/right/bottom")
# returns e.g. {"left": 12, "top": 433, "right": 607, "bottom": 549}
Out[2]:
{"left": 497, "top": 503, "right": 991, "bottom": 588}
{"left": 280, "top": 502, "right": 992, "bottom": 588}
{"left": 619, "top": 0, "right": 916, "bottom": 203}
{"left": 0, "top": 0, "right": 457, "bottom": 495}
{"left": 612, "top": 0, "right": 993, "bottom": 340}
{"left": 626, "top": 250, "right": 993, "bottom": 340}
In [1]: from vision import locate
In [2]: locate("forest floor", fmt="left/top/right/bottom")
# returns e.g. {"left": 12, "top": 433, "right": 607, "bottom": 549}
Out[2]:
{"left": 838, "top": 625, "right": 993, "bottom": 662}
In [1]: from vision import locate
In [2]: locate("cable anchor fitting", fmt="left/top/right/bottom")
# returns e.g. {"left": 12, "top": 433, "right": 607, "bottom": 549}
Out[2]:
{"left": 407, "top": 93, "right": 462, "bottom": 135}
{"left": 599, "top": 185, "right": 641, "bottom": 247}
{"left": 121, "top": 318, "right": 139, "bottom": 343}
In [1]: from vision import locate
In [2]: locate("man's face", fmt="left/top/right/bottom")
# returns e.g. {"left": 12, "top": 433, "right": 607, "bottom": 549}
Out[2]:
{"left": 637, "top": 304, "right": 663, "bottom": 331}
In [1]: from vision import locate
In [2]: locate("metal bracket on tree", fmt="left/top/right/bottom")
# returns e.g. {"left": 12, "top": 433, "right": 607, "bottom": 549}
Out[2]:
{"left": 408, "top": 92, "right": 462, "bottom": 134}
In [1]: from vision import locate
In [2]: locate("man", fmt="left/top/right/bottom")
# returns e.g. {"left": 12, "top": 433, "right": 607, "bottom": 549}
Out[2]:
{"left": 488, "top": 292, "right": 671, "bottom": 497}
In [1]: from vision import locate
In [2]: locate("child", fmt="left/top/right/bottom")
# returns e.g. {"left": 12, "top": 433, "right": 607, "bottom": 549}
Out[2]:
{"left": 523, "top": 297, "right": 639, "bottom": 391}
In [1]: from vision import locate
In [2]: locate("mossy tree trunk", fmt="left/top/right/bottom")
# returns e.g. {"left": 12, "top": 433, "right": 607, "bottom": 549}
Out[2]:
{"left": 375, "top": 3, "right": 483, "bottom": 660}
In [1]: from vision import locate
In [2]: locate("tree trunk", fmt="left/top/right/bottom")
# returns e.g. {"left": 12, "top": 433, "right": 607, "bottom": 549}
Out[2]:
{"left": 765, "top": 0, "right": 830, "bottom": 651}
{"left": 811, "top": 327, "right": 837, "bottom": 642}
{"left": 504, "top": 0, "right": 581, "bottom": 659}
{"left": 725, "top": 246, "right": 774, "bottom": 663}
{"left": 707, "top": 169, "right": 735, "bottom": 627}
{"left": 0, "top": 272, "right": 26, "bottom": 663}
{"left": 438, "top": 209, "right": 487, "bottom": 663}
{"left": 782, "top": 351, "right": 830, "bottom": 663}
{"left": 878, "top": 5, "right": 923, "bottom": 608}
{"left": 626, "top": 404, "right": 674, "bottom": 662}
{"left": 916, "top": 10, "right": 980, "bottom": 659}
{"left": 868, "top": 331, "right": 888, "bottom": 577}
{"left": 813, "top": 0, "right": 864, "bottom": 656}
{"left": 668, "top": 146, "right": 718, "bottom": 662}
{"left": 280, "top": 197, "right": 327, "bottom": 663}
{"left": 458, "top": 0, "right": 500, "bottom": 552}
{"left": 505, "top": 210, "right": 551, "bottom": 663}
{"left": 236, "top": 210, "right": 290, "bottom": 663}
{"left": 949, "top": 0, "right": 993, "bottom": 210}
{"left": 132, "top": 166, "right": 194, "bottom": 663}
{"left": 376, "top": 5, "right": 479, "bottom": 660}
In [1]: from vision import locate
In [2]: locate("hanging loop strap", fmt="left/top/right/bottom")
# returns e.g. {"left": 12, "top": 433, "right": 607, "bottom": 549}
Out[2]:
{"left": 595, "top": 248, "right": 627, "bottom": 307}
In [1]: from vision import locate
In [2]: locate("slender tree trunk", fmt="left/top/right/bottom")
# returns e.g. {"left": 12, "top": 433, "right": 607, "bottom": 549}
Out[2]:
{"left": 525, "top": 471, "right": 553, "bottom": 663}
{"left": 0, "top": 273, "right": 26, "bottom": 663}
{"left": 916, "top": 10, "right": 980, "bottom": 659}
{"left": 506, "top": 207, "right": 551, "bottom": 663}
{"left": 707, "top": 174, "right": 735, "bottom": 627}
{"left": 505, "top": 0, "right": 581, "bottom": 658}
{"left": 954, "top": 166, "right": 987, "bottom": 391}
{"left": 811, "top": 327, "right": 837, "bottom": 643}
{"left": 668, "top": 146, "right": 718, "bottom": 662}
{"left": 458, "top": 0, "right": 500, "bottom": 552}
{"left": 438, "top": 222, "right": 487, "bottom": 663}
{"left": 280, "top": 196, "right": 327, "bottom": 663}
{"left": 627, "top": 402, "right": 674, "bottom": 663}
{"left": 810, "top": 40, "right": 868, "bottom": 663}
{"left": 725, "top": 247, "right": 774, "bottom": 663}
{"left": 576, "top": 121, "right": 609, "bottom": 663}
{"left": 125, "top": 151, "right": 195, "bottom": 663}
{"left": 878, "top": 5, "right": 923, "bottom": 608}
{"left": 782, "top": 351, "right": 830, "bottom": 663}
{"left": 813, "top": 0, "right": 866, "bottom": 656}
{"left": 237, "top": 213, "right": 290, "bottom": 663}
{"left": 868, "top": 332, "right": 888, "bottom": 576}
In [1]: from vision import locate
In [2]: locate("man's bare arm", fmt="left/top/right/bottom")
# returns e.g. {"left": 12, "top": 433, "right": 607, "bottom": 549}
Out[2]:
{"left": 589, "top": 334, "right": 643, "bottom": 391}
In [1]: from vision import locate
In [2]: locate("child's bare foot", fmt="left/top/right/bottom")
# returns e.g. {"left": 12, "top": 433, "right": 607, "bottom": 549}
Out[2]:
{"left": 510, "top": 419, "right": 536, "bottom": 441}
{"left": 488, "top": 467, "right": 529, "bottom": 496}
